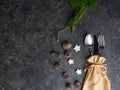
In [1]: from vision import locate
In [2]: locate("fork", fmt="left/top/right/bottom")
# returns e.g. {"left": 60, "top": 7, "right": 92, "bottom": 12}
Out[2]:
{"left": 98, "top": 35, "right": 105, "bottom": 55}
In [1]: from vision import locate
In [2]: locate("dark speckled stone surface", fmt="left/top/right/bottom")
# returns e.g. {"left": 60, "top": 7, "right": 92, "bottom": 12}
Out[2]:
{"left": 0, "top": 0, "right": 120, "bottom": 90}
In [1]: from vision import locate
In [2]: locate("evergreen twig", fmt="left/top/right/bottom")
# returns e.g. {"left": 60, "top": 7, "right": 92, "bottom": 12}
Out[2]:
{"left": 57, "top": 27, "right": 69, "bottom": 42}
{"left": 57, "top": 0, "right": 97, "bottom": 42}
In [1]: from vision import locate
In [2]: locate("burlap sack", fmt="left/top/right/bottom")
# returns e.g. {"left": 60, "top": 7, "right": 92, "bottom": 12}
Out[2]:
{"left": 82, "top": 55, "right": 111, "bottom": 90}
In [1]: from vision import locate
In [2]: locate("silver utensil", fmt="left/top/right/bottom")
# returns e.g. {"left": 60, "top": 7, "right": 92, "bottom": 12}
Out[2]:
{"left": 98, "top": 35, "right": 105, "bottom": 55}
{"left": 84, "top": 34, "right": 94, "bottom": 55}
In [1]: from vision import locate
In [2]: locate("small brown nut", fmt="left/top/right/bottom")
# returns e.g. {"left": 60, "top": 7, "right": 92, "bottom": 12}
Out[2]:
{"left": 62, "top": 72, "right": 70, "bottom": 79}
{"left": 62, "top": 41, "right": 72, "bottom": 50}
{"left": 64, "top": 50, "right": 71, "bottom": 58}
{"left": 54, "top": 62, "right": 62, "bottom": 69}
{"left": 74, "top": 80, "right": 81, "bottom": 89}
{"left": 66, "top": 83, "right": 73, "bottom": 90}
{"left": 50, "top": 51, "right": 61, "bottom": 58}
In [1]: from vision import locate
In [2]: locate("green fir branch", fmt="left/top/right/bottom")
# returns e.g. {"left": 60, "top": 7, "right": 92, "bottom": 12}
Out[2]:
{"left": 66, "top": 0, "right": 97, "bottom": 27}
{"left": 57, "top": 0, "right": 97, "bottom": 42}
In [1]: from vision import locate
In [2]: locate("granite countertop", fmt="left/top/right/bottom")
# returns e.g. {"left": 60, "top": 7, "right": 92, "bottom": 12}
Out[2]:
{"left": 0, "top": 0, "right": 120, "bottom": 90}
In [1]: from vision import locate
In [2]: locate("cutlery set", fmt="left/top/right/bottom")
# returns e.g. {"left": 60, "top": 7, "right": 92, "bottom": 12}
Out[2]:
{"left": 83, "top": 34, "right": 111, "bottom": 90}
{"left": 84, "top": 34, "right": 105, "bottom": 56}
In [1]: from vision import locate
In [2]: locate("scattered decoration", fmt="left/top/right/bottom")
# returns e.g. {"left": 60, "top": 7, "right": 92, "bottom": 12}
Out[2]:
{"left": 76, "top": 69, "right": 82, "bottom": 75}
{"left": 54, "top": 62, "right": 62, "bottom": 69}
{"left": 74, "top": 80, "right": 81, "bottom": 89}
{"left": 63, "top": 41, "right": 72, "bottom": 50}
{"left": 51, "top": 40, "right": 83, "bottom": 89}
{"left": 62, "top": 72, "right": 70, "bottom": 79}
{"left": 64, "top": 50, "right": 72, "bottom": 58}
{"left": 66, "top": 83, "right": 73, "bottom": 90}
{"left": 68, "top": 59, "right": 74, "bottom": 65}
{"left": 73, "top": 45, "right": 81, "bottom": 52}
{"left": 50, "top": 51, "right": 61, "bottom": 58}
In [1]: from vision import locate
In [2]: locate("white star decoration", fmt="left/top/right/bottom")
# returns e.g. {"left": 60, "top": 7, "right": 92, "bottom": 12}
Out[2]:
{"left": 68, "top": 59, "right": 74, "bottom": 65}
{"left": 76, "top": 69, "right": 82, "bottom": 75}
{"left": 73, "top": 45, "right": 81, "bottom": 52}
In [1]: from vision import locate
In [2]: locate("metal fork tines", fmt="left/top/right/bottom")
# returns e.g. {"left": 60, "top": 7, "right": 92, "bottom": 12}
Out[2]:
{"left": 98, "top": 35, "right": 105, "bottom": 54}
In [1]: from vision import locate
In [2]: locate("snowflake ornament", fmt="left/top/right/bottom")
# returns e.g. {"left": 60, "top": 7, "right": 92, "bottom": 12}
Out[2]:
{"left": 68, "top": 59, "right": 74, "bottom": 65}
{"left": 73, "top": 45, "right": 81, "bottom": 52}
{"left": 76, "top": 69, "right": 82, "bottom": 75}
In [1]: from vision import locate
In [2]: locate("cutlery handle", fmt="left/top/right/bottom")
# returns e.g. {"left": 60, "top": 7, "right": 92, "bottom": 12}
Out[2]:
{"left": 89, "top": 48, "right": 93, "bottom": 55}
{"left": 98, "top": 49, "right": 102, "bottom": 55}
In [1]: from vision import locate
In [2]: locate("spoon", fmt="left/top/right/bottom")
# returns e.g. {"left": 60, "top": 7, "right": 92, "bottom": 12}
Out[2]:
{"left": 84, "top": 34, "right": 94, "bottom": 55}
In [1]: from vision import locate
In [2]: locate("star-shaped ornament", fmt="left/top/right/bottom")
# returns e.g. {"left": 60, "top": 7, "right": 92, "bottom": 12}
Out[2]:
{"left": 76, "top": 69, "right": 82, "bottom": 75}
{"left": 68, "top": 59, "right": 74, "bottom": 65}
{"left": 73, "top": 45, "right": 81, "bottom": 52}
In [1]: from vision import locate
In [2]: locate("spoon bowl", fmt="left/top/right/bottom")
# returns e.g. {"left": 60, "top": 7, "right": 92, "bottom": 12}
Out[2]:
{"left": 84, "top": 34, "right": 94, "bottom": 55}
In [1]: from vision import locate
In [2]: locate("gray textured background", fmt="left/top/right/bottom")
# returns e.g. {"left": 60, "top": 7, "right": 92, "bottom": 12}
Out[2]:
{"left": 0, "top": 0, "right": 120, "bottom": 90}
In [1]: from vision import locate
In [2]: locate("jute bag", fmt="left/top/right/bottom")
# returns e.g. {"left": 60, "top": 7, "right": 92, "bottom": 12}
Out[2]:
{"left": 82, "top": 55, "right": 111, "bottom": 90}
